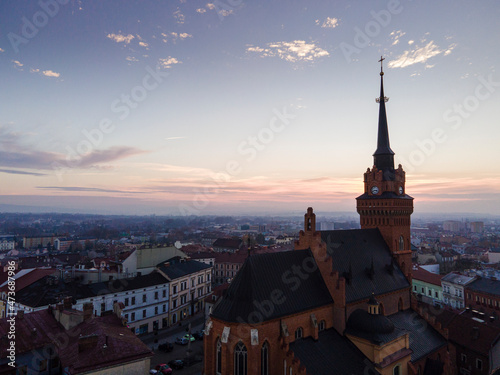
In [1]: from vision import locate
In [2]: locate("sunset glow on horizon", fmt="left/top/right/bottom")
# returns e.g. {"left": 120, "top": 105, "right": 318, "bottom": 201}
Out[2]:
{"left": 1, "top": 1, "right": 500, "bottom": 216}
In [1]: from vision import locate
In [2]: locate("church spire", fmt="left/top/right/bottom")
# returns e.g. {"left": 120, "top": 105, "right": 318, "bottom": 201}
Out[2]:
{"left": 373, "top": 56, "right": 395, "bottom": 172}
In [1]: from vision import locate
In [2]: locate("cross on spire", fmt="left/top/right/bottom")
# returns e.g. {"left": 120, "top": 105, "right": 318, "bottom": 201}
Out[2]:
{"left": 379, "top": 56, "right": 385, "bottom": 76}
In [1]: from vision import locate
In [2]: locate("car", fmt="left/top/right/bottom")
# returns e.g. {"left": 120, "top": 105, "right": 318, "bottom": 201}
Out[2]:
{"left": 182, "top": 334, "right": 196, "bottom": 342}
{"left": 192, "top": 330, "right": 204, "bottom": 340}
{"left": 158, "top": 342, "right": 173, "bottom": 352}
{"left": 175, "top": 337, "right": 189, "bottom": 345}
{"left": 168, "top": 359, "right": 184, "bottom": 370}
{"left": 150, "top": 363, "right": 173, "bottom": 374}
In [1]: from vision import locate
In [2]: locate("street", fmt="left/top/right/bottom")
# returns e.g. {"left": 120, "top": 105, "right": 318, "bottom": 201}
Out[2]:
{"left": 141, "top": 314, "right": 205, "bottom": 375}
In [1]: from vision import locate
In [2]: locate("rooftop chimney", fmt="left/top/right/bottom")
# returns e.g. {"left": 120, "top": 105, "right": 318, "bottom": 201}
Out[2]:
{"left": 63, "top": 296, "right": 72, "bottom": 309}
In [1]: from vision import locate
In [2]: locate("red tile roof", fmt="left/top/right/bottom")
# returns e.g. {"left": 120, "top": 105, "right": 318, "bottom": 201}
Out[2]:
{"left": 58, "top": 314, "right": 153, "bottom": 374}
{"left": 412, "top": 266, "right": 443, "bottom": 286}
{"left": 0, "top": 268, "right": 58, "bottom": 293}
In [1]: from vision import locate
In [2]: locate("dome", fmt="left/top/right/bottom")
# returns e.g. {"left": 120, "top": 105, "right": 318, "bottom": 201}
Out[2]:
{"left": 346, "top": 309, "right": 395, "bottom": 335}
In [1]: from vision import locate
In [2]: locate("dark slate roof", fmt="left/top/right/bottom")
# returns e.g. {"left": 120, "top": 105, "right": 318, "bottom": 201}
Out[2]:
{"left": 346, "top": 309, "right": 403, "bottom": 345}
{"left": 388, "top": 310, "right": 447, "bottom": 362}
{"left": 15, "top": 276, "right": 95, "bottom": 308}
{"left": 213, "top": 238, "right": 242, "bottom": 249}
{"left": 157, "top": 257, "right": 211, "bottom": 280}
{"left": 88, "top": 271, "right": 169, "bottom": 296}
{"left": 211, "top": 249, "right": 334, "bottom": 323}
{"left": 467, "top": 277, "right": 500, "bottom": 297}
{"left": 320, "top": 229, "right": 410, "bottom": 303}
{"left": 290, "top": 328, "right": 378, "bottom": 375}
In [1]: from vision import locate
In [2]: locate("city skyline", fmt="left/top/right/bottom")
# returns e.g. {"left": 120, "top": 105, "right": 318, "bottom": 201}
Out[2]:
{"left": 1, "top": 1, "right": 500, "bottom": 216}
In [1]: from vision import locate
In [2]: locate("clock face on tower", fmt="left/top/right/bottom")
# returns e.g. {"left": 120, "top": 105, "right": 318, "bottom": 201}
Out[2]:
{"left": 371, "top": 186, "right": 379, "bottom": 195}
{"left": 399, "top": 186, "right": 403, "bottom": 194}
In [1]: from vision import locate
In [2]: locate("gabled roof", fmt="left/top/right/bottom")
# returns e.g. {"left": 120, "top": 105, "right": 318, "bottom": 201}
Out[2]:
{"left": 58, "top": 314, "right": 153, "bottom": 374}
{"left": 412, "top": 266, "right": 443, "bottom": 287}
{"left": 0, "top": 309, "right": 58, "bottom": 356}
{"left": 388, "top": 310, "right": 447, "bottom": 362}
{"left": 289, "top": 328, "right": 378, "bottom": 375}
{"left": 157, "top": 257, "right": 211, "bottom": 280}
{"left": 447, "top": 314, "right": 500, "bottom": 357}
{"left": 0, "top": 268, "right": 58, "bottom": 293}
{"left": 320, "top": 229, "right": 410, "bottom": 303}
{"left": 211, "top": 249, "right": 334, "bottom": 323}
{"left": 88, "top": 271, "right": 169, "bottom": 296}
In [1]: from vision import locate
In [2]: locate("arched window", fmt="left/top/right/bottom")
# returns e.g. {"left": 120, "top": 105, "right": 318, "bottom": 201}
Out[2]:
{"left": 294, "top": 327, "right": 303, "bottom": 340}
{"left": 399, "top": 236, "right": 404, "bottom": 251}
{"left": 318, "top": 320, "right": 326, "bottom": 331}
{"left": 393, "top": 364, "right": 401, "bottom": 375}
{"left": 234, "top": 342, "right": 247, "bottom": 375}
{"left": 261, "top": 342, "right": 269, "bottom": 375}
{"left": 216, "top": 339, "right": 222, "bottom": 375}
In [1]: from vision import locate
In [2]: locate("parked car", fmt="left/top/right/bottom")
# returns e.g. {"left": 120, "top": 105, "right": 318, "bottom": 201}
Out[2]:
{"left": 175, "top": 337, "right": 189, "bottom": 345}
{"left": 168, "top": 359, "right": 184, "bottom": 370}
{"left": 158, "top": 342, "right": 173, "bottom": 352}
{"left": 182, "top": 334, "right": 196, "bottom": 342}
{"left": 192, "top": 330, "right": 204, "bottom": 340}
{"left": 149, "top": 363, "right": 173, "bottom": 374}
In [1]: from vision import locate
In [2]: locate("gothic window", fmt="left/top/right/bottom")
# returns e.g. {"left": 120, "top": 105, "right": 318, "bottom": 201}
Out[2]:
{"left": 399, "top": 236, "right": 404, "bottom": 250}
{"left": 216, "top": 339, "right": 222, "bottom": 375}
{"left": 261, "top": 342, "right": 269, "bottom": 375}
{"left": 295, "top": 327, "right": 303, "bottom": 339}
{"left": 393, "top": 364, "right": 401, "bottom": 375}
{"left": 234, "top": 342, "right": 247, "bottom": 375}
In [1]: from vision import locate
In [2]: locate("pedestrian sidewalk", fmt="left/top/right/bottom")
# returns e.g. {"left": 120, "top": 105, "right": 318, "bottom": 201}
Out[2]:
{"left": 140, "top": 313, "right": 206, "bottom": 347}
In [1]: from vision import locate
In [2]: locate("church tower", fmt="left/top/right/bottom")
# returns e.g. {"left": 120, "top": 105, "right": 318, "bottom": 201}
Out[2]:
{"left": 356, "top": 57, "right": 414, "bottom": 278}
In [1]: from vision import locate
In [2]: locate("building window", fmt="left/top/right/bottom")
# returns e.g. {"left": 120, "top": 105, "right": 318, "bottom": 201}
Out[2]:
{"left": 143, "top": 294, "right": 147, "bottom": 303}
{"left": 216, "top": 339, "right": 222, "bottom": 375}
{"left": 181, "top": 295, "right": 187, "bottom": 304}
{"left": 155, "top": 306, "right": 158, "bottom": 315}
{"left": 421, "top": 287, "right": 424, "bottom": 293}
{"left": 163, "top": 290, "right": 166, "bottom": 298}
{"left": 155, "top": 291, "right": 159, "bottom": 299}
{"left": 428, "top": 290, "right": 432, "bottom": 296}
{"left": 319, "top": 320, "right": 326, "bottom": 331}
{"left": 173, "top": 299, "right": 177, "bottom": 308}
{"left": 234, "top": 342, "right": 247, "bottom": 375}
{"left": 173, "top": 285, "right": 178, "bottom": 294}
{"left": 124, "top": 298, "right": 129, "bottom": 306}
{"left": 131, "top": 296, "right": 135, "bottom": 305}
{"left": 435, "top": 291, "right": 439, "bottom": 298}
{"left": 476, "top": 359, "right": 483, "bottom": 370}
{"left": 261, "top": 342, "right": 269, "bottom": 375}
{"left": 295, "top": 327, "right": 303, "bottom": 340}
{"left": 131, "top": 312, "right": 135, "bottom": 321}
{"left": 399, "top": 236, "right": 404, "bottom": 250}
{"left": 393, "top": 364, "right": 401, "bottom": 375}
{"left": 143, "top": 310, "right": 146, "bottom": 318}
{"left": 461, "top": 354, "right": 467, "bottom": 363}
{"left": 163, "top": 304, "right": 166, "bottom": 313}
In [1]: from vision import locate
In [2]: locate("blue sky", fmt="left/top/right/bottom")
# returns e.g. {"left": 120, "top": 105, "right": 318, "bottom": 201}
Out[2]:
{"left": 1, "top": 0, "right": 500, "bottom": 215}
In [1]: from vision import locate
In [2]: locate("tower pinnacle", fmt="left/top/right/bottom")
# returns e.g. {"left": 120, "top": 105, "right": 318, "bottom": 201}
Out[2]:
{"left": 373, "top": 56, "right": 395, "bottom": 174}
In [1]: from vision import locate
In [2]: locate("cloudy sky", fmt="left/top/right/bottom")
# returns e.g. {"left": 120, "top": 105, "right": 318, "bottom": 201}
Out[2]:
{"left": 1, "top": 0, "right": 499, "bottom": 216}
